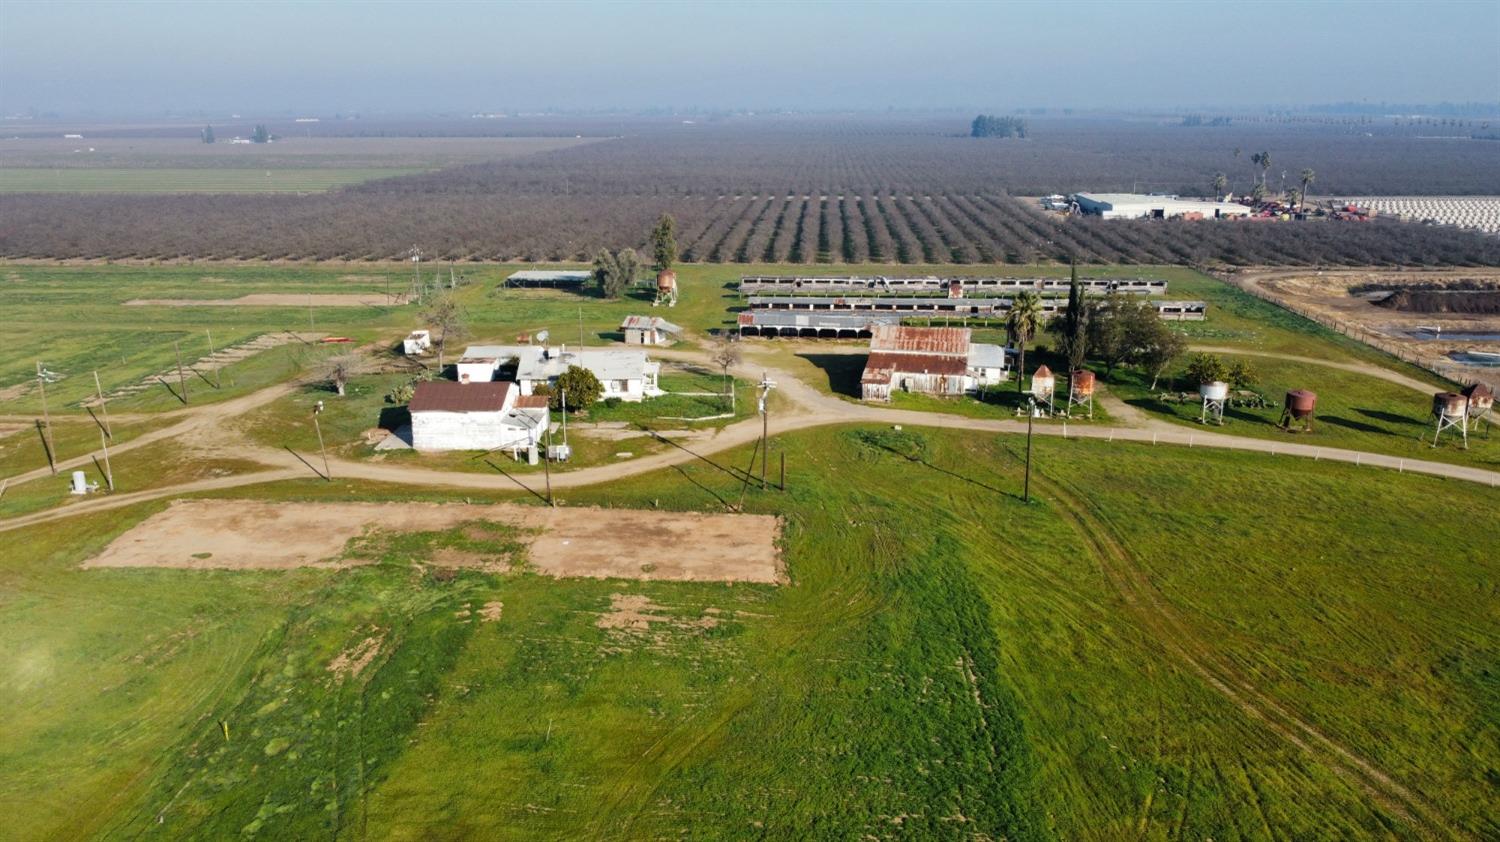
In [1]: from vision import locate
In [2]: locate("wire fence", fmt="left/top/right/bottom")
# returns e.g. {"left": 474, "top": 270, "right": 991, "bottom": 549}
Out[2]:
{"left": 1211, "top": 272, "right": 1490, "bottom": 389}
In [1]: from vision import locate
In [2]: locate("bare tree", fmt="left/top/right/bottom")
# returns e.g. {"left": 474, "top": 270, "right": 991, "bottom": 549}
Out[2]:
{"left": 422, "top": 292, "right": 468, "bottom": 370}
{"left": 710, "top": 333, "right": 742, "bottom": 412}
{"left": 318, "top": 353, "right": 369, "bottom": 396}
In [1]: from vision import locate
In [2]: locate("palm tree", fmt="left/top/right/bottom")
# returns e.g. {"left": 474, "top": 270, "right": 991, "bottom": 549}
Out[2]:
{"left": 1212, "top": 172, "right": 1228, "bottom": 200}
{"left": 1006, "top": 291, "right": 1044, "bottom": 395}
{"left": 1298, "top": 168, "right": 1315, "bottom": 211}
{"left": 1252, "top": 150, "right": 1272, "bottom": 186}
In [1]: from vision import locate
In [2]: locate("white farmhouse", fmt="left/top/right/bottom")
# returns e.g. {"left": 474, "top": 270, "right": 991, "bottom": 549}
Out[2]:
{"left": 408, "top": 380, "right": 549, "bottom": 454}
{"left": 516, "top": 346, "right": 661, "bottom": 402}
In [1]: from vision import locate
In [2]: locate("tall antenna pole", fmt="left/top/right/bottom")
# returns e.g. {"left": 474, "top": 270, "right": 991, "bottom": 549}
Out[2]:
{"left": 542, "top": 421, "right": 554, "bottom": 507}
{"left": 93, "top": 370, "right": 111, "bottom": 439}
{"left": 36, "top": 362, "right": 56, "bottom": 475}
{"left": 312, "top": 404, "right": 331, "bottom": 481}
{"left": 561, "top": 389, "right": 568, "bottom": 448}
{"left": 577, "top": 306, "right": 585, "bottom": 348}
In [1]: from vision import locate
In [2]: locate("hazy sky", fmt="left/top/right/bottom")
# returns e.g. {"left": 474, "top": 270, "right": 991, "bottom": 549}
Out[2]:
{"left": 2, "top": 0, "right": 1497, "bottom": 115}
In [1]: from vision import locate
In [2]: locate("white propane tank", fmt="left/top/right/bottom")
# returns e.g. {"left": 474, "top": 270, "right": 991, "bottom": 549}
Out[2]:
{"left": 1200, "top": 381, "right": 1229, "bottom": 401}
{"left": 70, "top": 470, "right": 89, "bottom": 495}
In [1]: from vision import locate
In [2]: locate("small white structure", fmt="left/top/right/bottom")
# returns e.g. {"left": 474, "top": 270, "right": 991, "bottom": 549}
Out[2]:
{"left": 402, "top": 330, "right": 432, "bottom": 356}
{"left": 1031, "top": 365, "right": 1057, "bottom": 416}
{"left": 620, "top": 316, "right": 682, "bottom": 346}
{"left": 516, "top": 346, "right": 661, "bottom": 402}
{"left": 409, "top": 381, "right": 549, "bottom": 454}
{"left": 69, "top": 470, "right": 99, "bottom": 495}
{"left": 1073, "top": 192, "right": 1252, "bottom": 220}
{"left": 1200, "top": 381, "right": 1229, "bottom": 425}
{"left": 967, "top": 343, "right": 1009, "bottom": 388}
{"left": 453, "top": 344, "right": 532, "bottom": 383}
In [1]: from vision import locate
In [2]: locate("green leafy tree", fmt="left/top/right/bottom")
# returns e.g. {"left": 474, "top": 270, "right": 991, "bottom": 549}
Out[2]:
{"left": 592, "top": 248, "right": 639, "bottom": 299}
{"left": 1006, "top": 290, "right": 1044, "bottom": 393}
{"left": 1184, "top": 352, "right": 1230, "bottom": 386}
{"left": 1251, "top": 150, "right": 1272, "bottom": 186}
{"left": 251, "top": 124, "right": 270, "bottom": 144}
{"left": 1140, "top": 323, "right": 1187, "bottom": 390}
{"left": 552, "top": 365, "right": 602, "bottom": 410}
{"left": 201, "top": 125, "right": 215, "bottom": 144}
{"left": 1212, "top": 172, "right": 1228, "bottom": 199}
{"left": 1228, "top": 359, "right": 1259, "bottom": 390}
{"left": 1051, "top": 261, "right": 1090, "bottom": 372}
{"left": 650, "top": 214, "right": 677, "bottom": 273}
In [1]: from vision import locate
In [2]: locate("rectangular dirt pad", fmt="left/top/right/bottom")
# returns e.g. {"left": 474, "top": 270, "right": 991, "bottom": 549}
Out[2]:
{"left": 83, "top": 500, "right": 782, "bottom": 583}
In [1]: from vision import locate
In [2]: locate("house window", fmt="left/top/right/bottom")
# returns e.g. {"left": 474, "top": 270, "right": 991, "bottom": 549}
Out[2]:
{"left": 614, "top": 379, "right": 629, "bottom": 392}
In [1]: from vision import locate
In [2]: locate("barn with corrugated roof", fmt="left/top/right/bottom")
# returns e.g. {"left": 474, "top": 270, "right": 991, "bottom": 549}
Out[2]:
{"left": 859, "top": 325, "right": 1008, "bottom": 402}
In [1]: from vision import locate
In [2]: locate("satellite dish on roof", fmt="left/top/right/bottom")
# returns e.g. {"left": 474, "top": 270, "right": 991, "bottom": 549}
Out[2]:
{"left": 535, "top": 329, "right": 550, "bottom": 344}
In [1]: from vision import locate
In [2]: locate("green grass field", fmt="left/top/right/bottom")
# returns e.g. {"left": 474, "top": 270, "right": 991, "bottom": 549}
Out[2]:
{"left": 1, "top": 428, "right": 1495, "bottom": 839}
{"left": 0, "top": 168, "right": 426, "bottom": 193}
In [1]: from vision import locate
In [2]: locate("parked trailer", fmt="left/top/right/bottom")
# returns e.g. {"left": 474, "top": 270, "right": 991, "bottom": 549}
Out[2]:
{"left": 739, "top": 275, "right": 1167, "bottom": 295}
{"left": 744, "top": 295, "right": 1205, "bottom": 321}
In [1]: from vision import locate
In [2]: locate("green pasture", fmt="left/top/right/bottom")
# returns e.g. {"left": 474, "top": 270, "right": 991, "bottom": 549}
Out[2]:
{"left": 0, "top": 168, "right": 425, "bottom": 193}
{"left": 1, "top": 427, "right": 1495, "bottom": 839}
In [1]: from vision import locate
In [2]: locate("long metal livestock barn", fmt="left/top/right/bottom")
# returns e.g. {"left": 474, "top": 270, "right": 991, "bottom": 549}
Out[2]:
{"left": 737, "top": 310, "right": 901, "bottom": 338}
{"left": 745, "top": 295, "right": 1205, "bottom": 320}
{"left": 739, "top": 275, "right": 1167, "bottom": 295}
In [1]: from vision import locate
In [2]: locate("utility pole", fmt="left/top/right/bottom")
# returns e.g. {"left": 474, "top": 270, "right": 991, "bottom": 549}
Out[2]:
{"left": 99, "top": 428, "right": 114, "bottom": 491}
{"left": 542, "top": 422, "right": 554, "bottom": 507}
{"left": 93, "top": 370, "right": 111, "bottom": 439}
{"left": 206, "top": 329, "right": 221, "bottom": 389}
{"left": 36, "top": 362, "right": 56, "bottom": 475}
{"left": 1023, "top": 397, "right": 1035, "bottom": 503}
{"left": 757, "top": 372, "right": 776, "bottom": 490}
{"left": 577, "top": 306, "right": 585, "bottom": 348}
{"left": 313, "top": 402, "right": 330, "bottom": 481}
{"left": 308, "top": 294, "right": 315, "bottom": 332}
{"left": 174, "top": 340, "right": 189, "bottom": 404}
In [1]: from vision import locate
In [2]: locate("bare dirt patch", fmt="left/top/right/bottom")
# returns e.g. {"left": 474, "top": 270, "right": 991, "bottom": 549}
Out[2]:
{"left": 327, "top": 631, "right": 384, "bottom": 682}
{"left": 596, "top": 593, "right": 720, "bottom": 634}
{"left": 123, "top": 293, "right": 400, "bottom": 307}
{"left": 479, "top": 601, "right": 504, "bottom": 623}
{"left": 84, "top": 499, "right": 782, "bottom": 583}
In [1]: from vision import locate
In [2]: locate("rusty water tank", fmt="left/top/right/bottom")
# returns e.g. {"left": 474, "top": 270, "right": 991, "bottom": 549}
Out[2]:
{"left": 656, "top": 269, "right": 677, "bottom": 291}
{"left": 1433, "top": 392, "right": 1467, "bottom": 419}
{"left": 1285, "top": 389, "right": 1317, "bottom": 418}
{"left": 1031, "top": 364, "right": 1055, "bottom": 398}
{"left": 1070, "top": 369, "right": 1096, "bottom": 396}
{"left": 1199, "top": 380, "right": 1229, "bottom": 401}
{"left": 1462, "top": 382, "right": 1494, "bottom": 413}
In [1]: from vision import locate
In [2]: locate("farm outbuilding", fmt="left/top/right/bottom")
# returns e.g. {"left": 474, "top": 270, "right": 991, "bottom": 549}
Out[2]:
{"left": 402, "top": 330, "right": 432, "bottom": 356}
{"left": 859, "top": 325, "right": 1008, "bottom": 401}
{"left": 454, "top": 344, "right": 532, "bottom": 383}
{"left": 409, "top": 380, "right": 549, "bottom": 454}
{"left": 737, "top": 310, "right": 900, "bottom": 339}
{"left": 620, "top": 316, "right": 682, "bottom": 346}
{"left": 1073, "top": 192, "right": 1251, "bottom": 220}
{"left": 506, "top": 270, "right": 592, "bottom": 288}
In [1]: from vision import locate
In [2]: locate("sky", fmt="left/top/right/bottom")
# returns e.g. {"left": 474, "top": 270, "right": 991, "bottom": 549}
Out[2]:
{"left": 2, "top": 0, "right": 1497, "bottom": 116}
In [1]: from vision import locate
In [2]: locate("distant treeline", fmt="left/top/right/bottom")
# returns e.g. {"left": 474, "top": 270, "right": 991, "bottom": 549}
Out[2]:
{"left": 970, "top": 115, "right": 1028, "bottom": 138}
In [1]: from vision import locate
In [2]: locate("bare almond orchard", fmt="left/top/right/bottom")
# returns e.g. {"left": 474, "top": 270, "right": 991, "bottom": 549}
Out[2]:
{"left": 83, "top": 499, "right": 784, "bottom": 583}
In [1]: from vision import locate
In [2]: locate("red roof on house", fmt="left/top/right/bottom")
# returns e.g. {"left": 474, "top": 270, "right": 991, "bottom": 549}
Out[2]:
{"left": 514, "top": 394, "right": 550, "bottom": 409}
{"left": 864, "top": 351, "right": 968, "bottom": 378}
{"left": 409, "top": 381, "right": 513, "bottom": 413}
{"left": 869, "top": 324, "right": 971, "bottom": 356}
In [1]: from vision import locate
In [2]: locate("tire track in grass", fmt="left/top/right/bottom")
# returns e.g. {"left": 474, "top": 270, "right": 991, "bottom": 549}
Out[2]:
{"left": 1032, "top": 467, "right": 1461, "bottom": 840}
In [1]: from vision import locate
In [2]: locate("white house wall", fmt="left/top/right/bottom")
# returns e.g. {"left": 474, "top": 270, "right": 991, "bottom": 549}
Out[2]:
{"left": 412, "top": 410, "right": 541, "bottom": 451}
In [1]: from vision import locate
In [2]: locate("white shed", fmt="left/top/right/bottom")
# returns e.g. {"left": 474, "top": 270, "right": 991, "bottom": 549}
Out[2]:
{"left": 620, "top": 316, "right": 682, "bottom": 346}
{"left": 403, "top": 330, "right": 432, "bottom": 356}
{"left": 409, "top": 381, "right": 548, "bottom": 453}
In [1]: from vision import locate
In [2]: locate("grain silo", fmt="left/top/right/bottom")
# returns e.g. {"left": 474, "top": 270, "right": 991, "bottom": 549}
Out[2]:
{"left": 1462, "top": 383, "right": 1493, "bottom": 432}
{"left": 1030, "top": 365, "right": 1056, "bottom": 416}
{"left": 654, "top": 270, "right": 678, "bottom": 307}
{"left": 1431, "top": 391, "right": 1468, "bottom": 448}
{"left": 1278, "top": 389, "right": 1317, "bottom": 432}
{"left": 1067, "top": 369, "right": 1095, "bottom": 418}
{"left": 1199, "top": 380, "right": 1228, "bottom": 425}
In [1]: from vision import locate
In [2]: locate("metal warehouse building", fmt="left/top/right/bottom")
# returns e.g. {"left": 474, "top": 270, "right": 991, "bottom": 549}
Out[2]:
{"left": 1073, "top": 193, "right": 1251, "bottom": 220}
